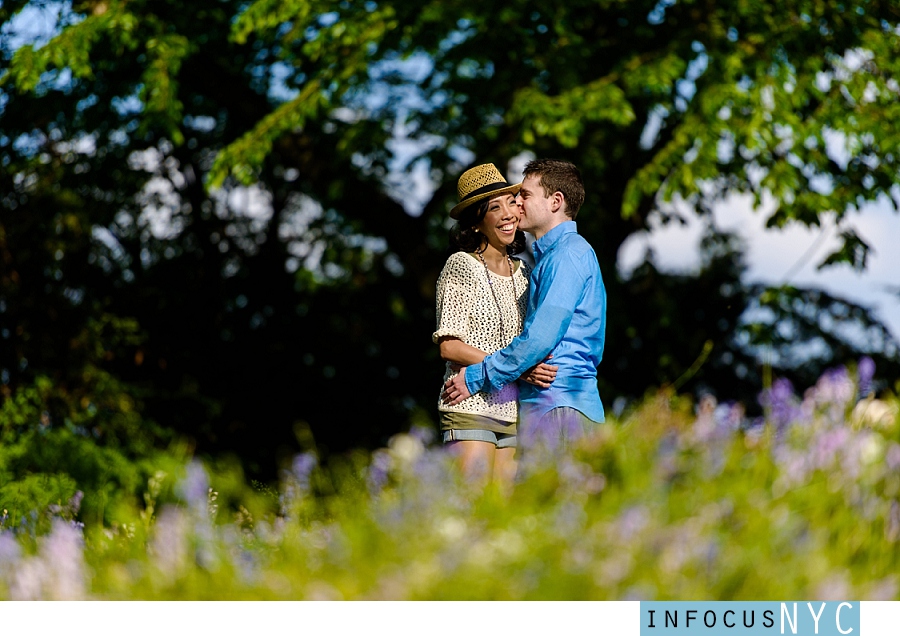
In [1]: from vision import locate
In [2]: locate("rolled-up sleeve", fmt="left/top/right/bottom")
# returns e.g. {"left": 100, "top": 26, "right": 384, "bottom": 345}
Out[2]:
{"left": 432, "top": 254, "right": 474, "bottom": 343}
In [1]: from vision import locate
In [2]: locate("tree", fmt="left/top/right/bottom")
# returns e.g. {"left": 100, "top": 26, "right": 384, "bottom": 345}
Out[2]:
{"left": 2, "top": 1, "right": 899, "bottom": 476}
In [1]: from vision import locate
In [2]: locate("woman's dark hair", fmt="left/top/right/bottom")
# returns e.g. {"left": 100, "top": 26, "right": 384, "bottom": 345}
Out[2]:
{"left": 449, "top": 199, "right": 526, "bottom": 256}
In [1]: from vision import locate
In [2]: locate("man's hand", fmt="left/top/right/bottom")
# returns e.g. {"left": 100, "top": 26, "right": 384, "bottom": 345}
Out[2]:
{"left": 442, "top": 366, "right": 472, "bottom": 406}
{"left": 519, "top": 355, "right": 558, "bottom": 388}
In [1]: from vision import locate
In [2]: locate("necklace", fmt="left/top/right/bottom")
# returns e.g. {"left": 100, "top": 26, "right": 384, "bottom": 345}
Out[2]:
{"left": 477, "top": 249, "right": 518, "bottom": 343}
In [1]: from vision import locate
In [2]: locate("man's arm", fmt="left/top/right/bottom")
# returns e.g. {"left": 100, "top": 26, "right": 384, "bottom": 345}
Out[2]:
{"left": 445, "top": 303, "right": 575, "bottom": 406}
{"left": 463, "top": 250, "right": 588, "bottom": 397}
{"left": 441, "top": 357, "right": 558, "bottom": 406}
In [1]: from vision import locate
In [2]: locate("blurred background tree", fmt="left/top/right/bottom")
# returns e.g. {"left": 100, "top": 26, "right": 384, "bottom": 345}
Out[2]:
{"left": 2, "top": 0, "right": 900, "bottom": 478}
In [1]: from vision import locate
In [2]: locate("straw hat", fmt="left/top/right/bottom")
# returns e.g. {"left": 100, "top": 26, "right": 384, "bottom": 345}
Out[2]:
{"left": 449, "top": 163, "right": 521, "bottom": 219}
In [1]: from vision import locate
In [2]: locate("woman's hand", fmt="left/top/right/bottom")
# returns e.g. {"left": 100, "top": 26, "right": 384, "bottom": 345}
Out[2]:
{"left": 519, "top": 356, "right": 558, "bottom": 388}
{"left": 442, "top": 367, "right": 472, "bottom": 405}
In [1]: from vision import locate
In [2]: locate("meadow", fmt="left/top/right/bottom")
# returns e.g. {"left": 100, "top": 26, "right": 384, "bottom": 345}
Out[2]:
{"left": 0, "top": 361, "right": 898, "bottom": 600}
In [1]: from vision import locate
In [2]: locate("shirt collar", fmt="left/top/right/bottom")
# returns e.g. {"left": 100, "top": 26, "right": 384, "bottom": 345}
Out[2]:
{"left": 532, "top": 221, "right": 577, "bottom": 259}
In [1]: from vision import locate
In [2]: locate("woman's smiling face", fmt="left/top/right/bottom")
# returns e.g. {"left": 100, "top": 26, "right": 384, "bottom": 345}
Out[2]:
{"left": 476, "top": 193, "right": 520, "bottom": 249}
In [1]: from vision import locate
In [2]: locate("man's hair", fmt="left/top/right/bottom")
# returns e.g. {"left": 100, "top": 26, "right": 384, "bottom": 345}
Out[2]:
{"left": 523, "top": 159, "right": 585, "bottom": 219}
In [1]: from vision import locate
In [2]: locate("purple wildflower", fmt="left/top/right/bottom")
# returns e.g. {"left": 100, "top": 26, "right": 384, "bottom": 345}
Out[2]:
{"left": 411, "top": 449, "right": 454, "bottom": 490}
{"left": 616, "top": 506, "right": 650, "bottom": 542}
{"left": 887, "top": 501, "right": 900, "bottom": 543}
{"left": 0, "top": 532, "right": 21, "bottom": 567}
{"left": 280, "top": 451, "right": 319, "bottom": 513}
{"left": 886, "top": 443, "right": 900, "bottom": 472}
{"left": 814, "top": 574, "right": 851, "bottom": 601}
{"left": 235, "top": 547, "right": 259, "bottom": 583}
{"left": 8, "top": 520, "right": 86, "bottom": 600}
{"left": 150, "top": 507, "right": 189, "bottom": 578}
{"left": 68, "top": 491, "right": 84, "bottom": 516}
{"left": 692, "top": 394, "right": 717, "bottom": 440}
{"left": 177, "top": 461, "right": 210, "bottom": 512}
{"left": 367, "top": 449, "right": 392, "bottom": 494}
{"left": 40, "top": 520, "right": 86, "bottom": 599}
{"left": 811, "top": 428, "right": 851, "bottom": 470}
{"left": 518, "top": 409, "right": 587, "bottom": 473}
{"left": 557, "top": 458, "right": 606, "bottom": 495}
{"left": 48, "top": 490, "right": 85, "bottom": 520}
{"left": 814, "top": 366, "right": 855, "bottom": 410}
{"left": 554, "top": 500, "right": 587, "bottom": 535}
{"left": 408, "top": 424, "right": 436, "bottom": 446}
{"left": 858, "top": 356, "right": 875, "bottom": 397}
{"left": 291, "top": 451, "right": 318, "bottom": 493}
{"left": 773, "top": 447, "right": 809, "bottom": 488}
{"left": 759, "top": 378, "right": 801, "bottom": 429}
{"left": 654, "top": 432, "right": 680, "bottom": 482}
{"left": 714, "top": 402, "right": 745, "bottom": 433}
{"left": 694, "top": 398, "right": 745, "bottom": 442}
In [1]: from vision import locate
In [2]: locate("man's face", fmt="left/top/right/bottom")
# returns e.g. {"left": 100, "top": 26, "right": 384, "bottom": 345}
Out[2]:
{"left": 515, "top": 174, "right": 553, "bottom": 233}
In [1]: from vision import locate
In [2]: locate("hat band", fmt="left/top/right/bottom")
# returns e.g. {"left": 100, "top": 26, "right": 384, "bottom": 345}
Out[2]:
{"left": 459, "top": 181, "right": 514, "bottom": 203}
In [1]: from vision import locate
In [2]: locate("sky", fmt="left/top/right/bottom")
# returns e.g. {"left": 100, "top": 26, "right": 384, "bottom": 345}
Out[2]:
{"left": 616, "top": 192, "right": 900, "bottom": 341}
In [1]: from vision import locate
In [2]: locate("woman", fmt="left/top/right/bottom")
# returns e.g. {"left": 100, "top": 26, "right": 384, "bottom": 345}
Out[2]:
{"left": 433, "top": 163, "right": 557, "bottom": 484}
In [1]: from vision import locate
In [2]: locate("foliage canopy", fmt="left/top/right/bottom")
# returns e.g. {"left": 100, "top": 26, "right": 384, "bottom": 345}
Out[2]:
{"left": 2, "top": 0, "right": 900, "bottom": 473}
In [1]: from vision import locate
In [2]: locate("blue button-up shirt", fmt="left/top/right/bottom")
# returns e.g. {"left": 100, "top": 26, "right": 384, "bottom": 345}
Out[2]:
{"left": 465, "top": 221, "right": 606, "bottom": 423}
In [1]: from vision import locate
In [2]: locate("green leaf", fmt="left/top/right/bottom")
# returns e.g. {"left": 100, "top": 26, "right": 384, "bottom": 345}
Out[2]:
{"left": 817, "top": 228, "right": 872, "bottom": 272}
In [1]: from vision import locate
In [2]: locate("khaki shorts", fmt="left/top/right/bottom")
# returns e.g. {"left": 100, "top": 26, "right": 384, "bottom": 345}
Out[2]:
{"left": 442, "top": 428, "right": 517, "bottom": 449}
{"left": 439, "top": 411, "right": 517, "bottom": 449}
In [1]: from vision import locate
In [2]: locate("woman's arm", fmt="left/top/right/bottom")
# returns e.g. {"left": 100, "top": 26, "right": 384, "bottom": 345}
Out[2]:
{"left": 438, "top": 336, "right": 487, "bottom": 366}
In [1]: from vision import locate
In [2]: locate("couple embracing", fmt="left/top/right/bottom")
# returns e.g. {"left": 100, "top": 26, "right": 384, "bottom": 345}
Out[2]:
{"left": 433, "top": 159, "right": 607, "bottom": 483}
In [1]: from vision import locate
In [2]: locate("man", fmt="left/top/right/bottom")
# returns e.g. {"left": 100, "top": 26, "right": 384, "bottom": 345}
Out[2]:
{"left": 442, "top": 158, "right": 606, "bottom": 452}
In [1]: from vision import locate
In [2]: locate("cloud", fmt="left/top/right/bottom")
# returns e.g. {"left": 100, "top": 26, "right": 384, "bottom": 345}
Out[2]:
{"left": 618, "top": 194, "right": 900, "bottom": 339}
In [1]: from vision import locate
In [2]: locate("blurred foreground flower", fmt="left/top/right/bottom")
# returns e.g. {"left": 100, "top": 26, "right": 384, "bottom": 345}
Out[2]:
{"left": 6, "top": 520, "right": 86, "bottom": 600}
{"left": 0, "top": 366, "right": 898, "bottom": 600}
